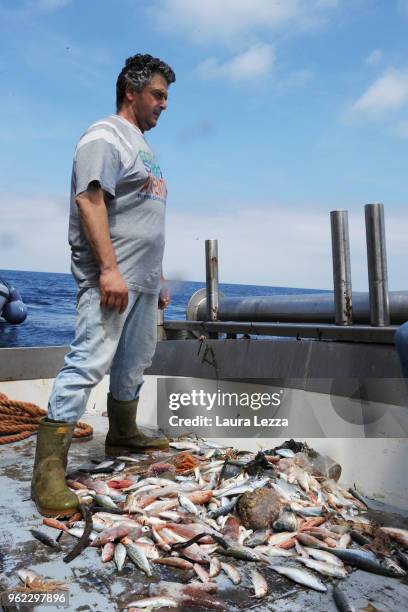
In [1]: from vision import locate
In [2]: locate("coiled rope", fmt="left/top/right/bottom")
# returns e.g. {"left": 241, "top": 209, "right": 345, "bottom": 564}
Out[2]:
{"left": 0, "top": 393, "right": 93, "bottom": 444}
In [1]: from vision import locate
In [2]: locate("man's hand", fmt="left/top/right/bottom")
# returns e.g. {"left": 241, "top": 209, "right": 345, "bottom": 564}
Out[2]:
{"left": 100, "top": 268, "right": 128, "bottom": 313}
{"left": 158, "top": 285, "right": 170, "bottom": 310}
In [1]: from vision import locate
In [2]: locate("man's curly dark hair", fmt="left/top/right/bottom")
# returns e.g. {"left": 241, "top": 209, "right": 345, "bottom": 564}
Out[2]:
{"left": 116, "top": 54, "right": 176, "bottom": 111}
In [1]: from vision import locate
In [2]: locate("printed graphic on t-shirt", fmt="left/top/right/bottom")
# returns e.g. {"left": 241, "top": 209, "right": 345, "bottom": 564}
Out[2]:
{"left": 138, "top": 150, "right": 167, "bottom": 203}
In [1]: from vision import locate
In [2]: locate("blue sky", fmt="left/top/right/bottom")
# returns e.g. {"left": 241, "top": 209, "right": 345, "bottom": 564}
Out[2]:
{"left": 1, "top": 0, "right": 408, "bottom": 289}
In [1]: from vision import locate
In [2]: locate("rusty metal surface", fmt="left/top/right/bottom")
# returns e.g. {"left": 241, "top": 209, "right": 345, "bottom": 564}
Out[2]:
{"left": 1, "top": 413, "right": 408, "bottom": 611}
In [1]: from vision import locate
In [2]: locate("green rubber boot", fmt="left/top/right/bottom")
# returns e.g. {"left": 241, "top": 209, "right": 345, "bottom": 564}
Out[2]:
{"left": 105, "top": 393, "right": 169, "bottom": 456}
{"left": 31, "top": 418, "right": 79, "bottom": 518}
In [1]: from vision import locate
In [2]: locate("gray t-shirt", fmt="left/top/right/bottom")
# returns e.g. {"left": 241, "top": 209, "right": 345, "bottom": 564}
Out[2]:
{"left": 68, "top": 114, "right": 166, "bottom": 293}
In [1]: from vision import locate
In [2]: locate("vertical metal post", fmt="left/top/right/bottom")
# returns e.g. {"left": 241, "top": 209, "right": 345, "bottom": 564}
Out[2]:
{"left": 205, "top": 239, "right": 219, "bottom": 322}
{"left": 364, "top": 203, "right": 390, "bottom": 326}
{"left": 330, "top": 210, "right": 353, "bottom": 325}
{"left": 157, "top": 308, "right": 166, "bottom": 341}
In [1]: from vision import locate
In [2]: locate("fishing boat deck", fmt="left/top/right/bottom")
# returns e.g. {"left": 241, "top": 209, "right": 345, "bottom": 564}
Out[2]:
{"left": 1, "top": 407, "right": 408, "bottom": 612}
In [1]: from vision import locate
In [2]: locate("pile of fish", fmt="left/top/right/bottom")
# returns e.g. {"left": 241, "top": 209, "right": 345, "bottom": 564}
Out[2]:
{"left": 28, "top": 438, "right": 408, "bottom": 611}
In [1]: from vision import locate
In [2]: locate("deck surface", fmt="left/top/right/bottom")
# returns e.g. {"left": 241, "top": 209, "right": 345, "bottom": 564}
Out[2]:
{"left": 1, "top": 412, "right": 408, "bottom": 611}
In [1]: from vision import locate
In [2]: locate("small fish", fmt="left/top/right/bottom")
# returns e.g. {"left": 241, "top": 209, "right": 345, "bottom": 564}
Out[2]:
{"left": 254, "top": 545, "right": 294, "bottom": 558}
{"left": 94, "top": 459, "right": 115, "bottom": 469}
{"left": 17, "top": 568, "right": 41, "bottom": 585}
{"left": 270, "top": 565, "right": 327, "bottom": 592}
{"left": 209, "top": 557, "right": 221, "bottom": 577}
{"left": 275, "top": 448, "right": 295, "bottom": 458}
{"left": 30, "top": 529, "right": 61, "bottom": 551}
{"left": 221, "top": 545, "right": 265, "bottom": 562}
{"left": 122, "top": 537, "right": 152, "bottom": 576}
{"left": 153, "top": 557, "right": 193, "bottom": 570}
{"left": 42, "top": 518, "right": 69, "bottom": 533}
{"left": 116, "top": 455, "right": 142, "bottom": 463}
{"left": 91, "top": 524, "right": 138, "bottom": 547}
{"left": 323, "top": 548, "right": 401, "bottom": 577}
{"left": 380, "top": 527, "right": 408, "bottom": 548}
{"left": 245, "top": 528, "right": 272, "bottom": 548}
{"left": 297, "top": 556, "right": 348, "bottom": 578}
{"left": 381, "top": 557, "right": 406, "bottom": 577}
{"left": 291, "top": 504, "right": 323, "bottom": 517}
{"left": 304, "top": 547, "right": 344, "bottom": 567}
{"left": 114, "top": 542, "right": 127, "bottom": 571}
{"left": 169, "top": 441, "right": 201, "bottom": 452}
{"left": 333, "top": 583, "right": 356, "bottom": 612}
{"left": 124, "top": 596, "right": 178, "bottom": 609}
{"left": 101, "top": 542, "right": 115, "bottom": 562}
{"left": 178, "top": 494, "right": 199, "bottom": 516}
{"left": 193, "top": 563, "right": 212, "bottom": 582}
{"left": 94, "top": 494, "right": 118, "bottom": 509}
{"left": 268, "top": 532, "right": 297, "bottom": 547}
{"left": 68, "top": 527, "right": 98, "bottom": 541}
{"left": 112, "top": 461, "right": 126, "bottom": 473}
{"left": 273, "top": 508, "right": 298, "bottom": 532}
{"left": 250, "top": 569, "right": 268, "bottom": 598}
{"left": 296, "top": 533, "right": 326, "bottom": 549}
{"left": 220, "top": 562, "right": 241, "bottom": 584}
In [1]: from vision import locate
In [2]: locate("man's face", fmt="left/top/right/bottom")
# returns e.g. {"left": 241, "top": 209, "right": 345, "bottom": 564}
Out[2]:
{"left": 128, "top": 73, "right": 168, "bottom": 132}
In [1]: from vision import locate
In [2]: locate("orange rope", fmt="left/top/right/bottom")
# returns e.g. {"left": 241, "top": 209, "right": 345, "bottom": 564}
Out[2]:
{"left": 0, "top": 393, "right": 93, "bottom": 444}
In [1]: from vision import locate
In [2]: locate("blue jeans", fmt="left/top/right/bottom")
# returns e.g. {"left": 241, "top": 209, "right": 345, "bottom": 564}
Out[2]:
{"left": 48, "top": 288, "right": 158, "bottom": 423}
{"left": 395, "top": 321, "right": 408, "bottom": 379}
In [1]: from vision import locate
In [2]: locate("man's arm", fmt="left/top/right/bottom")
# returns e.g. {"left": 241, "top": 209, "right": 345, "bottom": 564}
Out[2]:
{"left": 75, "top": 183, "right": 128, "bottom": 313}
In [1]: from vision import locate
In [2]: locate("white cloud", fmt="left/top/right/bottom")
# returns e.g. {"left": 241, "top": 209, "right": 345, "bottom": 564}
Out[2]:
{"left": 197, "top": 44, "right": 274, "bottom": 81}
{"left": 0, "top": 193, "right": 70, "bottom": 274}
{"left": 351, "top": 68, "right": 408, "bottom": 116}
{"left": 164, "top": 205, "right": 407, "bottom": 291}
{"left": 365, "top": 49, "right": 383, "bottom": 66}
{"left": 3, "top": 193, "right": 406, "bottom": 291}
{"left": 150, "top": 0, "right": 340, "bottom": 47}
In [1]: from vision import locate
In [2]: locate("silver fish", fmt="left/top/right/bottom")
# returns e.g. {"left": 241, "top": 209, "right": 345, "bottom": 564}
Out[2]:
{"left": 114, "top": 542, "right": 127, "bottom": 571}
{"left": 323, "top": 548, "right": 401, "bottom": 577}
{"left": 220, "top": 562, "right": 241, "bottom": 584}
{"left": 208, "top": 498, "right": 237, "bottom": 519}
{"left": 273, "top": 508, "right": 298, "bottom": 532}
{"left": 333, "top": 584, "right": 356, "bottom": 612}
{"left": 270, "top": 565, "right": 327, "bottom": 592}
{"left": 244, "top": 528, "right": 272, "bottom": 548}
{"left": 169, "top": 441, "right": 202, "bottom": 452}
{"left": 178, "top": 494, "right": 199, "bottom": 515}
{"left": 123, "top": 596, "right": 178, "bottom": 609}
{"left": 250, "top": 569, "right": 268, "bottom": 598}
{"left": 276, "top": 448, "right": 295, "bottom": 458}
{"left": 297, "top": 556, "right": 348, "bottom": 578}
{"left": 17, "top": 568, "right": 41, "bottom": 585}
{"left": 122, "top": 537, "right": 152, "bottom": 576}
{"left": 94, "top": 494, "right": 118, "bottom": 509}
{"left": 304, "top": 547, "right": 344, "bottom": 567}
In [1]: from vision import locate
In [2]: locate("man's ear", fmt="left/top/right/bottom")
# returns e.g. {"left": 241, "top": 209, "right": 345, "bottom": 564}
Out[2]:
{"left": 125, "top": 83, "right": 136, "bottom": 103}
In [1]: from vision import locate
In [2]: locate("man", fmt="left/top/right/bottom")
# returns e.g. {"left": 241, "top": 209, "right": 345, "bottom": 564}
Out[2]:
{"left": 31, "top": 54, "right": 176, "bottom": 517}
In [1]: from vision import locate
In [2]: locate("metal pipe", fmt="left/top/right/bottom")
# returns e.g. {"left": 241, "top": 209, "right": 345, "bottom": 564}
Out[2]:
{"left": 164, "top": 319, "right": 397, "bottom": 344}
{"left": 330, "top": 210, "right": 352, "bottom": 325}
{"left": 365, "top": 203, "right": 390, "bottom": 326}
{"left": 188, "top": 290, "right": 408, "bottom": 324}
{"left": 205, "top": 239, "right": 219, "bottom": 321}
